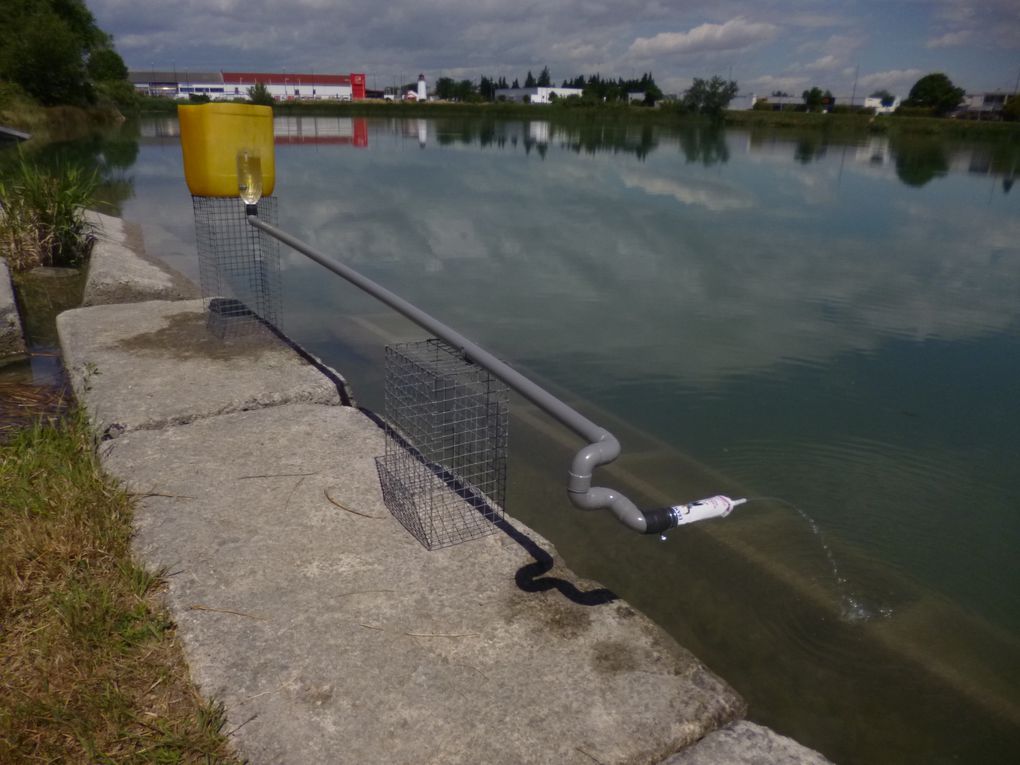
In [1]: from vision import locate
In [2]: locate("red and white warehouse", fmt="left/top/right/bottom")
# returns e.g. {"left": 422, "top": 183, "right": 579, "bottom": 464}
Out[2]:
{"left": 222, "top": 72, "right": 366, "bottom": 101}
{"left": 129, "top": 71, "right": 366, "bottom": 102}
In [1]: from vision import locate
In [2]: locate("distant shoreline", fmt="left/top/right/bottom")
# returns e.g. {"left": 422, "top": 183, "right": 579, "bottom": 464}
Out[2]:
{"left": 206, "top": 99, "right": 1020, "bottom": 139}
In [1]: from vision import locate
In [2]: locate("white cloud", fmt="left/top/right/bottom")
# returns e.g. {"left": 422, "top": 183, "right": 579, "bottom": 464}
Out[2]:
{"left": 857, "top": 69, "right": 924, "bottom": 94}
{"left": 628, "top": 17, "right": 778, "bottom": 58}
{"left": 926, "top": 30, "right": 973, "bottom": 48}
{"left": 86, "top": 1, "right": 1014, "bottom": 94}
{"left": 746, "top": 74, "right": 810, "bottom": 94}
{"left": 805, "top": 55, "right": 840, "bottom": 71}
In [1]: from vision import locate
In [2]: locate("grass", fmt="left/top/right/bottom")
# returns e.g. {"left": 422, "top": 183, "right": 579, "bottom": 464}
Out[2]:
{"left": 0, "top": 411, "right": 242, "bottom": 763}
{"left": 0, "top": 152, "right": 98, "bottom": 271}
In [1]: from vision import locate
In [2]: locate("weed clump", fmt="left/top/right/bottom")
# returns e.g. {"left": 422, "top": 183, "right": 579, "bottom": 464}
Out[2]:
{"left": 0, "top": 153, "right": 97, "bottom": 271}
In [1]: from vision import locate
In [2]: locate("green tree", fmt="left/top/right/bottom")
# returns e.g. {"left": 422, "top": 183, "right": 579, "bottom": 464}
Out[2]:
{"left": 479, "top": 76, "right": 495, "bottom": 101}
{"left": 802, "top": 86, "right": 834, "bottom": 112}
{"left": 434, "top": 77, "right": 456, "bottom": 100}
{"left": 524, "top": 70, "right": 536, "bottom": 88}
{"left": 637, "top": 72, "right": 663, "bottom": 106}
{"left": 683, "top": 76, "right": 739, "bottom": 116}
{"left": 537, "top": 66, "right": 551, "bottom": 87}
{"left": 869, "top": 89, "right": 895, "bottom": 103}
{"left": 87, "top": 48, "right": 127, "bottom": 81}
{"left": 0, "top": 0, "right": 128, "bottom": 106}
{"left": 247, "top": 81, "right": 275, "bottom": 105}
{"left": 1003, "top": 95, "right": 1020, "bottom": 122}
{"left": 906, "top": 72, "right": 965, "bottom": 116}
{"left": 3, "top": 10, "right": 90, "bottom": 105}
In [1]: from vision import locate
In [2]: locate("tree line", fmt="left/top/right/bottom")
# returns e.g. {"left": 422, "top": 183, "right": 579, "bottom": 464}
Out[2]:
{"left": 0, "top": 0, "right": 132, "bottom": 107}
{"left": 424, "top": 67, "right": 667, "bottom": 106}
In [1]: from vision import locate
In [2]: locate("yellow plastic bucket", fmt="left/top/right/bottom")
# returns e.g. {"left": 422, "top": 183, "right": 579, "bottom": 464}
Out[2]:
{"left": 178, "top": 103, "right": 275, "bottom": 197}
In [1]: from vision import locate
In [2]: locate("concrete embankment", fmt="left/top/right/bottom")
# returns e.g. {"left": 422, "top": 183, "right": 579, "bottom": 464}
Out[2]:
{"left": 48, "top": 212, "right": 833, "bottom": 764}
{"left": 0, "top": 258, "right": 27, "bottom": 361}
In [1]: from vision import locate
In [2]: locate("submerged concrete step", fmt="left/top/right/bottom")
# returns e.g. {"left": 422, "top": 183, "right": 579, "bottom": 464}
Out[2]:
{"left": 101, "top": 403, "right": 746, "bottom": 764}
{"left": 82, "top": 210, "right": 200, "bottom": 306}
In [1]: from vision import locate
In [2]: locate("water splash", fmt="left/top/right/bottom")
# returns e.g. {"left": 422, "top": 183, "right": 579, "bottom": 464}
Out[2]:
{"left": 752, "top": 497, "right": 893, "bottom": 623}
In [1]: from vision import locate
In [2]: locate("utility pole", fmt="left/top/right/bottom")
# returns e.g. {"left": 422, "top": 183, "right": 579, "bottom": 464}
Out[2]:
{"left": 850, "top": 63, "right": 859, "bottom": 108}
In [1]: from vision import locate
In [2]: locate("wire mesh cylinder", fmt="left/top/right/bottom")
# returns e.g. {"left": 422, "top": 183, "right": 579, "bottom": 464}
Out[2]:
{"left": 193, "top": 196, "right": 282, "bottom": 337}
{"left": 376, "top": 339, "right": 509, "bottom": 550}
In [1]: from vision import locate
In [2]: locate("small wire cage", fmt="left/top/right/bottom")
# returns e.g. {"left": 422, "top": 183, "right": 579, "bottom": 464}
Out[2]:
{"left": 375, "top": 339, "right": 509, "bottom": 550}
{"left": 193, "top": 196, "right": 282, "bottom": 338}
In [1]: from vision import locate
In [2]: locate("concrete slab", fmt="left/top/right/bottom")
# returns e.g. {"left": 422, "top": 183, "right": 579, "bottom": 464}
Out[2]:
{"left": 0, "top": 258, "right": 27, "bottom": 360}
{"left": 83, "top": 210, "right": 199, "bottom": 305}
{"left": 101, "top": 403, "right": 745, "bottom": 765}
{"left": 57, "top": 300, "right": 346, "bottom": 438}
{"left": 662, "top": 721, "right": 832, "bottom": 765}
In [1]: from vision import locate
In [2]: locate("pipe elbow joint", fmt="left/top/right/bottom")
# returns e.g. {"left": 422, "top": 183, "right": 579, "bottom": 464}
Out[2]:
{"left": 569, "top": 432, "right": 620, "bottom": 481}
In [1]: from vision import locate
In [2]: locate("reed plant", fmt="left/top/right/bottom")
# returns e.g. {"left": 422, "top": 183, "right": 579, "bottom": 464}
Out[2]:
{"left": 0, "top": 411, "right": 241, "bottom": 763}
{"left": 0, "top": 153, "right": 97, "bottom": 271}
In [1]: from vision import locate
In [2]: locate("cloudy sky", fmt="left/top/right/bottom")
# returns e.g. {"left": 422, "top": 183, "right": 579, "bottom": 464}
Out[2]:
{"left": 92, "top": 0, "right": 1018, "bottom": 97}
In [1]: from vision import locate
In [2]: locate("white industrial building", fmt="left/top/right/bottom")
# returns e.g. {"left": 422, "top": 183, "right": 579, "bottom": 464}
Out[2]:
{"left": 493, "top": 86, "right": 583, "bottom": 104}
{"left": 129, "top": 71, "right": 367, "bottom": 101}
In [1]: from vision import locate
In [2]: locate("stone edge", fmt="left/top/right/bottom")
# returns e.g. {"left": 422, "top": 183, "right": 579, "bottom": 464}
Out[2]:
{"left": 0, "top": 257, "right": 27, "bottom": 361}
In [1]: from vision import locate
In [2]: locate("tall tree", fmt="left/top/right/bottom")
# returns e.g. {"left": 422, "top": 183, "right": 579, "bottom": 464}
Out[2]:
{"left": 479, "top": 76, "right": 495, "bottom": 101}
{"left": 537, "top": 66, "right": 551, "bottom": 87}
{"left": 247, "top": 82, "right": 275, "bottom": 105}
{"left": 906, "top": 72, "right": 965, "bottom": 115}
{"left": 0, "top": 0, "right": 127, "bottom": 105}
{"left": 802, "top": 86, "right": 834, "bottom": 112}
{"left": 683, "top": 76, "right": 739, "bottom": 116}
{"left": 524, "top": 70, "right": 536, "bottom": 88}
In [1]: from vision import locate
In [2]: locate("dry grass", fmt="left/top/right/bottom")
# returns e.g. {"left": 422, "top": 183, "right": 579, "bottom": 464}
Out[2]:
{"left": 0, "top": 153, "right": 97, "bottom": 272}
{"left": 0, "top": 411, "right": 243, "bottom": 763}
{"left": 0, "top": 379, "right": 69, "bottom": 442}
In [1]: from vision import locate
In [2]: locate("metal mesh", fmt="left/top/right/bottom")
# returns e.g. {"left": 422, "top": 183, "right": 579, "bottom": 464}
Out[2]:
{"left": 193, "top": 196, "right": 282, "bottom": 338}
{"left": 375, "top": 339, "right": 509, "bottom": 550}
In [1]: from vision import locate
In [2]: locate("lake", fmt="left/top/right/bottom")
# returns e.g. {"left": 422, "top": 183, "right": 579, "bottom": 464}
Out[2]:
{"left": 20, "top": 114, "right": 1020, "bottom": 763}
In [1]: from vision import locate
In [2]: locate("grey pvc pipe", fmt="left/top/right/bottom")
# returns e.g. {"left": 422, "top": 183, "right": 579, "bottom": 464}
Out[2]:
{"left": 248, "top": 215, "right": 664, "bottom": 534}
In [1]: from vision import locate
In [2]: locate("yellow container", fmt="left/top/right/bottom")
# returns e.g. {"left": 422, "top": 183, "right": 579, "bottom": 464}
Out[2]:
{"left": 178, "top": 103, "right": 275, "bottom": 197}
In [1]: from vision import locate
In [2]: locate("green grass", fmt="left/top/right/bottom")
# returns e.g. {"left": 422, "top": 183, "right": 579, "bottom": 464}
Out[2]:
{"left": 0, "top": 411, "right": 242, "bottom": 763}
{"left": 0, "top": 152, "right": 98, "bottom": 271}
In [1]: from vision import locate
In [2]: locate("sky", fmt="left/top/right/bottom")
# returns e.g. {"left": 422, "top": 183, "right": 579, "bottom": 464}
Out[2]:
{"left": 91, "top": 0, "right": 1019, "bottom": 97}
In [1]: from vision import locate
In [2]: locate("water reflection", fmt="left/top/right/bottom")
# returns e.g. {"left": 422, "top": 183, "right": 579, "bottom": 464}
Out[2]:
{"left": 120, "top": 114, "right": 1020, "bottom": 191}
{"left": 65, "top": 114, "right": 1020, "bottom": 764}
{"left": 3, "top": 124, "right": 140, "bottom": 216}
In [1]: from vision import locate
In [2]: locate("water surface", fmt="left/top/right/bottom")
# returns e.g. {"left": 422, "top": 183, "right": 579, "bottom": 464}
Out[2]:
{"left": 26, "top": 116, "right": 1020, "bottom": 763}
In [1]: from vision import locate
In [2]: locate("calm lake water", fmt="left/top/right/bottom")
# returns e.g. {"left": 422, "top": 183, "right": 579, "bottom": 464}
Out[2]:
{"left": 20, "top": 115, "right": 1020, "bottom": 763}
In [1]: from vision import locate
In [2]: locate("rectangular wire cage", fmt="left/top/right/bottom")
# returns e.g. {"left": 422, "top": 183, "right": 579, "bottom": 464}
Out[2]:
{"left": 193, "top": 196, "right": 282, "bottom": 338}
{"left": 375, "top": 339, "right": 509, "bottom": 550}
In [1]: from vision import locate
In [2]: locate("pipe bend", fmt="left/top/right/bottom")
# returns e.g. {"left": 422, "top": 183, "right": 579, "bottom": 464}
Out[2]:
{"left": 567, "top": 485, "right": 648, "bottom": 532}
{"left": 566, "top": 431, "right": 652, "bottom": 532}
{"left": 569, "top": 431, "right": 620, "bottom": 484}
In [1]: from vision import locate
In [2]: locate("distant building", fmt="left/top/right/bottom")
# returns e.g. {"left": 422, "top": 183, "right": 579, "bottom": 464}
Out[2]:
{"left": 130, "top": 71, "right": 224, "bottom": 99}
{"left": 960, "top": 92, "right": 1014, "bottom": 118}
{"left": 863, "top": 96, "right": 900, "bottom": 115}
{"left": 129, "top": 70, "right": 367, "bottom": 101}
{"left": 493, "top": 86, "right": 582, "bottom": 104}
{"left": 726, "top": 93, "right": 757, "bottom": 110}
{"left": 748, "top": 94, "right": 805, "bottom": 111}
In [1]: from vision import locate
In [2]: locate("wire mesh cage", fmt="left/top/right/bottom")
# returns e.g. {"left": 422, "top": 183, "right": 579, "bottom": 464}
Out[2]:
{"left": 193, "top": 196, "right": 282, "bottom": 338}
{"left": 375, "top": 339, "right": 509, "bottom": 550}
